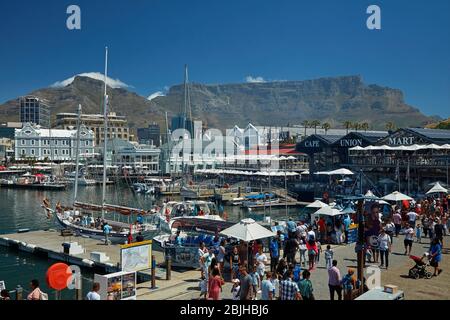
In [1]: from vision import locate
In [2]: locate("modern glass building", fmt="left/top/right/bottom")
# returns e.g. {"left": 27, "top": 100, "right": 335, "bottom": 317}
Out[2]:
{"left": 19, "top": 96, "right": 50, "bottom": 126}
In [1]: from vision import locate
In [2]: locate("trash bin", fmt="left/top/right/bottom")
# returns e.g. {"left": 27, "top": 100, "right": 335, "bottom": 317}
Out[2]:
{"left": 62, "top": 242, "right": 71, "bottom": 254}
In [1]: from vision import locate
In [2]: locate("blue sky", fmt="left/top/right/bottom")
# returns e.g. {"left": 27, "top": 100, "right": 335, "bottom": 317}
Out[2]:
{"left": 0, "top": 0, "right": 449, "bottom": 117}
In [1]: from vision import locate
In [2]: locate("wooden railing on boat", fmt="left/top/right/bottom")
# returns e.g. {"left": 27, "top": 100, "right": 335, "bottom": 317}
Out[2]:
{"left": 74, "top": 201, "right": 152, "bottom": 216}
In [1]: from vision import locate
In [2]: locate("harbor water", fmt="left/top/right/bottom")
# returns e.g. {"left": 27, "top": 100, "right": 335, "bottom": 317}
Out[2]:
{"left": 0, "top": 184, "right": 299, "bottom": 299}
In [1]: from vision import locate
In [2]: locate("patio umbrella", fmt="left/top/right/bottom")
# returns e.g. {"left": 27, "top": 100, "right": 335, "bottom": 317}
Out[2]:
{"left": 314, "top": 206, "right": 343, "bottom": 216}
{"left": 220, "top": 218, "right": 275, "bottom": 242}
{"left": 306, "top": 200, "right": 329, "bottom": 208}
{"left": 426, "top": 182, "right": 448, "bottom": 195}
{"left": 329, "top": 168, "right": 354, "bottom": 175}
{"left": 341, "top": 206, "right": 356, "bottom": 214}
{"left": 378, "top": 178, "right": 396, "bottom": 185}
{"left": 382, "top": 191, "right": 413, "bottom": 201}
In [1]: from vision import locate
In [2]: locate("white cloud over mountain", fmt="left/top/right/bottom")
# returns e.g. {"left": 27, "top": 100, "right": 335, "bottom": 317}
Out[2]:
{"left": 51, "top": 72, "right": 130, "bottom": 89}
{"left": 245, "top": 76, "right": 266, "bottom": 83}
{"left": 147, "top": 91, "right": 166, "bottom": 101}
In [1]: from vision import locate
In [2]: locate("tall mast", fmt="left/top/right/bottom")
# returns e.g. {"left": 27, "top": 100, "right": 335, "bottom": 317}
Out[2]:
{"left": 102, "top": 47, "right": 109, "bottom": 218}
{"left": 73, "top": 104, "right": 82, "bottom": 203}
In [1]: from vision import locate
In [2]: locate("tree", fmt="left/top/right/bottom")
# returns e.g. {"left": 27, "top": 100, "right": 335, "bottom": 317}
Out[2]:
{"left": 322, "top": 122, "right": 331, "bottom": 135}
{"left": 343, "top": 121, "right": 353, "bottom": 134}
{"left": 385, "top": 122, "right": 396, "bottom": 131}
{"left": 310, "top": 120, "right": 321, "bottom": 134}
{"left": 301, "top": 120, "right": 310, "bottom": 137}
{"left": 361, "top": 122, "right": 369, "bottom": 132}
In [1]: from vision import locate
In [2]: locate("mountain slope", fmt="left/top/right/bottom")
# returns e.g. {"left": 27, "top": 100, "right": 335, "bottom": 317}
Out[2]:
{"left": 0, "top": 75, "right": 434, "bottom": 131}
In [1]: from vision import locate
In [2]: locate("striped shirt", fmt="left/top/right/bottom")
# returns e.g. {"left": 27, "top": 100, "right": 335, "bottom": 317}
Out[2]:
{"left": 280, "top": 278, "right": 299, "bottom": 300}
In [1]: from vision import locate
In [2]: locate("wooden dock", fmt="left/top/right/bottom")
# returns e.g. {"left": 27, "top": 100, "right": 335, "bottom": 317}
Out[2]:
{"left": 0, "top": 229, "right": 165, "bottom": 274}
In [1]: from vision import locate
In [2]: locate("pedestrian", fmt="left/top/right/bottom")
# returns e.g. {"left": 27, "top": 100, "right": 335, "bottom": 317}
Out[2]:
{"left": 407, "top": 209, "right": 418, "bottom": 228}
{"left": 260, "top": 272, "right": 274, "bottom": 300}
{"left": 199, "top": 276, "right": 207, "bottom": 299}
{"left": 429, "top": 238, "right": 443, "bottom": 277}
{"left": 238, "top": 266, "right": 254, "bottom": 300}
{"left": 250, "top": 265, "right": 261, "bottom": 298}
{"left": 255, "top": 247, "right": 268, "bottom": 278}
{"left": 217, "top": 240, "right": 226, "bottom": 274}
{"left": 328, "top": 260, "right": 342, "bottom": 300}
{"left": 202, "top": 249, "right": 215, "bottom": 282}
{"left": 270, "top": 271, "right": 279, "bottom": 299}
{"left": 27, "top": 279, "right": 47, "bottom": 300}
{"left": 269, "top": 236, "right": 279, "bottom": 272}
{"left": 341, "top": 269, "right": 356, "bottom": 300}
{"left": 231, "top": 279, "right": 240, "bottom": 300}
{"left": 324, "top": 244, "right": 334, "bottom": 269}
{"left": 283, "top": 236, "right": 298, "bottom": 264}
{"left": 276, "top": 258, "right": 288, "bottom": 279}
{"left": 298, "top": 270, "right": 314, "bottom": 300}
{"left": 403, "top": 223, "right": 414, "bottom": 255}
{"left": 1, "top": 289, "right": 11, "bottom": 300}
{"left": 306, "top": 238, "right": 318, "bottom": 270}
{"left": 127, "top": 232, "right": 133, "bottom": 244}
{"left": 230, "top": 246, "right": 241, "bottom": 280}
{"left": 434, "top": 219, "right": 444, "bottom": 246}
{"left": 198, "top": 242, "right": 207, "bottom": 278}
{"left": 315, "top": 240, "right": 322, "bottom": 264}
{"left": 385, "top": 219, "right": 395, "bottom": 244}
{"left": 378, "top": 228, "right": 392, "bottom": 269}
{"left": 103, "top": 222, "right": 112, "bottom": 245}
{"left": 416, "top": 223, "right": 422, "bottom": 243}
{"left": 298, "top": 236, "right": 307, "bottom": 267}
{"left": 343, "top": 214, "right": 351, "bottom": 244}
{"left": 86, "top": 282, "right": 101, "bottom": 300}
{"left": 208, "top": 267, "right": 225, "bottom": 300}
{"left": 279, "top": 270, "right": 301, "bottom": 300}
{"left": 393, "top": 210, "right": 402, "bottom": 236}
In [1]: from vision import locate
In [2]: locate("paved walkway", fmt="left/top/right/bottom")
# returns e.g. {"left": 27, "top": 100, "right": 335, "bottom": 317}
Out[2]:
{"left": 137, "top": 234, "right": 450, "bottom": 300}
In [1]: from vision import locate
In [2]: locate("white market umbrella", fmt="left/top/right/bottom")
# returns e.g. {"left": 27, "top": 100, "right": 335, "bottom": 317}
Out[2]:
{"left": 329, "top": 168, "right": 354, "bottom": 175}
{"left": 220, "top": 218, "right": 275, "bottom": 242}
{"left": 306, "top": 200, "right": 329, "bottom": 208}
{"left": 314, "top": 206, "right": 343, "bottom": 217}
{"left": 365, "top": 190, "right": 375, "bottom": 197}
{"left": 382, "top": 191, "right": 413, "bottom": 201}
{"left": 426, "top": 182, "right": 448, "bottom": 195}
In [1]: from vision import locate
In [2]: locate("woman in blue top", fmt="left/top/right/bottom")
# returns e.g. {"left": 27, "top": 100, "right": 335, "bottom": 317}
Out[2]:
{"left": 429, "top": 238, "right": 443, "bottom": 277}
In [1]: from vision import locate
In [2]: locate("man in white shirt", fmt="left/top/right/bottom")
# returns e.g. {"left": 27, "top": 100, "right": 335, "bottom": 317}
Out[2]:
{"left": 406, "top": 211, "right": 418, "bottom": 227}
{"left": 86, "top": 282, "right": 101, "bottom": 300}
{"left": 377, "top": 229, "right": 392, "bottom": 269}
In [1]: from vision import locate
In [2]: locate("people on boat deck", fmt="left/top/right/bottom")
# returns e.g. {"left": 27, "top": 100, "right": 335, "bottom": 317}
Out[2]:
{"left": 136, "top": 214, "right": 144, "bottom": 225}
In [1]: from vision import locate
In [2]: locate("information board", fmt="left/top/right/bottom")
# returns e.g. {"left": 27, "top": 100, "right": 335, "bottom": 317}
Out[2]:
{"left": 120, "top": 240, "right": 152, "bottom": 272}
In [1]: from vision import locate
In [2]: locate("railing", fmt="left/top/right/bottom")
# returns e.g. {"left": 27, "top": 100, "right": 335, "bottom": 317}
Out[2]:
{"left": 348, "top": 155, "right": 450, "bottom": 168}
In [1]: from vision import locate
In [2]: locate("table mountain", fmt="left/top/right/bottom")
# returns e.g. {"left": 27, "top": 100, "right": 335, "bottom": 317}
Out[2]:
{"left": 0, "top": 75, "right": 434, "bottom": 132}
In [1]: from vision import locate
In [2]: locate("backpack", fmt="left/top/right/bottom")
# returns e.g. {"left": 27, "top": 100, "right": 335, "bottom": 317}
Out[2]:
{"left": 293, "top": 265, "right": 302, "bottom": 282}
{"left": 39, "top": 289, "right": 48, "bottom": 300}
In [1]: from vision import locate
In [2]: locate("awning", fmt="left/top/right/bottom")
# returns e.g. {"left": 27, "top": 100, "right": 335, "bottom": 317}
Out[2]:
{"left": 382, "top": 191, "right": 413, "bottom": 201}
{"left": 221, "top": 218, "right": 275, "bottom": 241}
{"left": 426, "top": 182, "right": 448, "bottom": 194}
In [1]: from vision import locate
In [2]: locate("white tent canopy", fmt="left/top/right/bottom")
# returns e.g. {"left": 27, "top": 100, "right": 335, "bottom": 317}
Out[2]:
{"left": 314, "top": 168, "right": 354, "bottom": 176}
{"left": 306, "top": 200, "right": 329, "bottom": 208}
{"left": 350, "top": 144, "right": 450, "bottom": 152}
{"left": 382, "top": 191, "right": 413, "bottom": 201}
{"left": 426, "top": 182, "right": 448, "bottom": 194}
{"left": 314, "top": 206, "right": 343, "bottom": 216}
{"left": 220, "top": 218, "right": 276, "bottom": 242}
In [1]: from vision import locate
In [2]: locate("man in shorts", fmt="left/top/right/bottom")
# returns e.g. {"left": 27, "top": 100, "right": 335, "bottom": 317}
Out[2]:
{"left": 403, "top": 223, "right": 414, "bottom": 255}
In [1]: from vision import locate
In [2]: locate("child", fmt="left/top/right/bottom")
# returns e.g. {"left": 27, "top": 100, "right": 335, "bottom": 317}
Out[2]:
{"left": 231, "top": 279, "right": 240, "bottom": 301}
{"left": 270, "top": 272, "right": 279, "bottom": 300}
{"left": 416, "top": 223, "right": 422, "bottom": 243}
{"left": 250, "top": 265, "right": 261, "bottom": 299}
{"left": 199, "top": 276, "right": 207, "bottom": 299}
{"left": 316, "top": 241, "right": 322, "bottom": 264}
{"left": 324, "top": 244, "right": 334, "bottom": 268}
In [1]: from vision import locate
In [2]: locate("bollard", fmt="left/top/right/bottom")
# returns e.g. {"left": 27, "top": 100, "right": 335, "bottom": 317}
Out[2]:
{"left": 75, "top": 277, "right": 83, "bottom": 300}
{"left": 166, "top": 256, "right": 171, "bottom": 281}
{"left": 151, "top": 255, "right": 156, "bottom": 289}
{"left": 15, "top": 285, "right": 23, "bottom": 301}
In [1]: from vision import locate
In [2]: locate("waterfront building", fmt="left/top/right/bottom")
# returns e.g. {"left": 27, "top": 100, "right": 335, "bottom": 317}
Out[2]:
{"left": 14, "top": 123, "right": 95, "bottom": 161}
{"left": 105, "top": 138, "right": 160, "bottom": 173}
{"left": 56, "top": 112, "right": 130, "bottom": 146}
{"left": 137, "top": 122, "right": 161, "bottom": 147}
{"left": 19, "top": 96, "right": 50, "bottom": 126}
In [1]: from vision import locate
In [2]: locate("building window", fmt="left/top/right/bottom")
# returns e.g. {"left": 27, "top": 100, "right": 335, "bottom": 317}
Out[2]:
{"left": 85, "top": 141, "right": 89, "bottom": 146}
{"left": 85, "top": 149, "right": 89, "bottom": 154}
{"left": 30, "top": 149, "right": 35, "bottom": 156}
{"left": 21, "top": 139, "right": 26, "bottom": 145}
{"left": 21, "top": 149, "right": 26, "bottom": 155}
{"left": 54, "top": 150, "right": 58, "bottom": 155}
{"left": 31, "top": 140, "right": 35, "bottom": 145}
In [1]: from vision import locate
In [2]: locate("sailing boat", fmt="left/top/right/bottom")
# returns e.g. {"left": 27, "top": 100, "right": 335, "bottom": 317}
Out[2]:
{"left": 42, "top": 48, "right": 160, "bottom": 244}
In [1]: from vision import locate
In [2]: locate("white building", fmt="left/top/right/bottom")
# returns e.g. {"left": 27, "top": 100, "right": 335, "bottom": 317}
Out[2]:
{"left": 15, "top": 123, "right": 95, "bottom": 161}
{"left": 106, "top": 139, "right": 160, "bottom": 173}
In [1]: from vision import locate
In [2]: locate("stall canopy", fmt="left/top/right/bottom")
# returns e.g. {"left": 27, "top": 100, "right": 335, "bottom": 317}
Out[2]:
{"left": 382, "top": 191, "right": 413, "bottom": 201}
{"left": 306, "top": 200, "right": 329, "bottom": 208}
{"left": 426, "top": 182, "right": 448, "bottom": 194}
{"left": 314, "top": 206, "right": 343, "bottom": 216}
{"left": 349, "top": 144, "right": 450, "bottom": 152}
{"left": 220, "top": 218, "right": 275, "bottom": 242}
{"left": 315, "top": 168, "right": 354, "bottom": 176}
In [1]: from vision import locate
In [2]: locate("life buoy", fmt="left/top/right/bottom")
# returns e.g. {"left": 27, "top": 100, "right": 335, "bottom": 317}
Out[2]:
{"left": 46, "top": 263, "right": 72, "bottom": 291}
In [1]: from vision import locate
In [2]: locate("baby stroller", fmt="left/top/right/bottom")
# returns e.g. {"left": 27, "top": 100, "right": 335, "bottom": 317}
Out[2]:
{"left": 408, "top": 254, "right": 433, "bottom": 279}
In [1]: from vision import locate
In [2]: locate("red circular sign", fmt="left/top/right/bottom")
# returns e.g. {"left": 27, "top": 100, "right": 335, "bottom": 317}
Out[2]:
{"left": 46, "top": 263, "right": 72, "bottom": 290}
